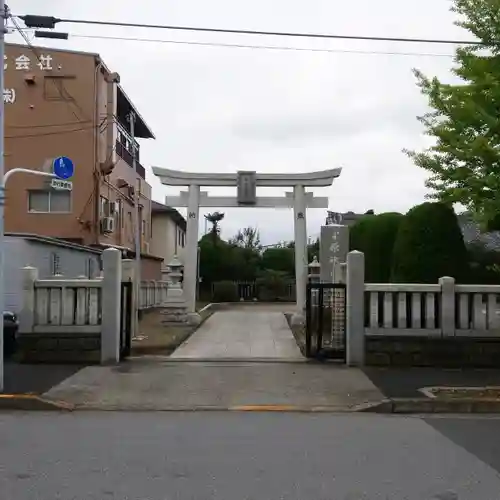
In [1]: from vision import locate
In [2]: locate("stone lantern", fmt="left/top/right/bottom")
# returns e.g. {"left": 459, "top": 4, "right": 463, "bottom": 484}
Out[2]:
{"left": 308, "top": 255, "right": 321, "bottom": 283}
{"left": 166, "top": 255, "right": 184, "bottom": 299}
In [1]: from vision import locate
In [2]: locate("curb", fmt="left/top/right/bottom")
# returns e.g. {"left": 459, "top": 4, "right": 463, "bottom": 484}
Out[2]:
{"left": 0, "top": 394, "right": 74, "bottom": 411}
{"left": 360, "top": 397, "right": 500, "bottom": 414}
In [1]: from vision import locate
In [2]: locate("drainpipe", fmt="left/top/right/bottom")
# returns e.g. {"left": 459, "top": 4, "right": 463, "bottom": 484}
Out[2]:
{"left": 92, "top": 61, "right": 103, "bottom": 244}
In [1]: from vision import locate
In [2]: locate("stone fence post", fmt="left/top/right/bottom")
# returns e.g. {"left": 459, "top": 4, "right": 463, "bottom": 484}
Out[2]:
{"left": 439, "top": 276, "right": 456, "bottom": 337}
{"left": 19, "top": 266, "right": 38, "bottom": 334}
{"left": 101, "top": 248, "right": 122, "bottom": 364}
{"left": 346, "top": 250, "right": 365, "bottom": 366}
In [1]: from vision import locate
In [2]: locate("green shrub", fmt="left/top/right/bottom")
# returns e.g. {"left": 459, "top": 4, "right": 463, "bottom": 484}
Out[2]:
{"left": 212, "top": 281, "right": 239, "bottom": 302}
{"left": 256, "top": 269, "right": 289, "bottom": 301}
{"left": 350, "top": 212, "right": 403, "bottom": 282}
{"left": 391, "top": 202, "right": 468, "bottom": 283}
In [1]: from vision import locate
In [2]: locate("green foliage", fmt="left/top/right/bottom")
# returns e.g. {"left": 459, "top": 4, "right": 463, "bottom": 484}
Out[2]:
{"left": 405, "top": 0, "right": 500, "bottom": 228}
{"left": 466, "top": 241, "right": 500, "bottom": 284}
{"left": 391, "top": 202, "right": 469, "bottom": 283}
{"left": 212, "top": 280, "right": 239, "bottom": 302}
{"left": 261, "top": 247, "right": 295, "bottom": 277}
{"left": 229, "top": 227, "right": 262, "bottom": 250}
{"left": 256, "top": 269, "right": 291, "bottom": 301}
{"left": 350, "top": 213, "right": 403, "bottom": 282}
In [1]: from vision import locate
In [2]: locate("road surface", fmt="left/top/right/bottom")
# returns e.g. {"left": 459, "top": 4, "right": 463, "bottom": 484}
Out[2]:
{"left": 1, "top": 412, "right": 500, "bottom": 499}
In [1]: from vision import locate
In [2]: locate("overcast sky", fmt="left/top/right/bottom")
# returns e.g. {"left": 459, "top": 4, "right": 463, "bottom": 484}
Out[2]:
{"left": 9, "top": 0, "right": 469, "bottom": 244}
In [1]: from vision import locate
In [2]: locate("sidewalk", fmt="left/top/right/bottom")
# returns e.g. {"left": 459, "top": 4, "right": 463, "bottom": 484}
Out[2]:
{"left": 41, "top": 359, "right": 385, "bottom": 411}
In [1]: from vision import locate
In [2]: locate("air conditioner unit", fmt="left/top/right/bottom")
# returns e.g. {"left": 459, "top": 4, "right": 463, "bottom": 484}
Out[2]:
{"left": 100, "top": 216, "right": 115, "bottom": 234}
{"left": 127, "top": 186, "right": 135, "bottom": 198}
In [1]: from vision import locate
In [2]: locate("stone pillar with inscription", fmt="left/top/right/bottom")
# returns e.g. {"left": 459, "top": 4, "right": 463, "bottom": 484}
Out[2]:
{"left": 185, "top": 184, "right": 200, "bottom": 313}
{"left": 319, "top": 224, "right": 349, "bottom": 283}
{"left": 319, "top": 224, "right": 349, "bottom": 349}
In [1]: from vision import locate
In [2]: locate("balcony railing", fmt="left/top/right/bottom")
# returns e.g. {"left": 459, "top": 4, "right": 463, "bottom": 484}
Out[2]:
{"left": 115, "top": 119, "right": 146, "bottom": 180}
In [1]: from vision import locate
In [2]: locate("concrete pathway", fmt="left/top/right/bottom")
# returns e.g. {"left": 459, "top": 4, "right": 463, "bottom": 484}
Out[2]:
{"left": 171, "top": 307, "right": 302, "bottom": 359}
{"left": 42, "top": 359, "right": 385, "bottom": 411}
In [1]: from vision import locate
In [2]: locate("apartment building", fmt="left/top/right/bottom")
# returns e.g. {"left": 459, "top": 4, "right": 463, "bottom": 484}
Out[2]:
{"left": 4, "top": 43, "right": 162, "bottom": 279}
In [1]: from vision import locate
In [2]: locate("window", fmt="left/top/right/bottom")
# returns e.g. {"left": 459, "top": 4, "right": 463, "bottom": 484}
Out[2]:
{"left": 51, "top": 252, "right": 60, "bottom": 275}
{"left": 28, "top": 190, "right": 71, "bottom": 213}
{"left": 116, "top": 199, "right": 124, "bottom": 228}
{"left": 100, "top": 196, "right": 109, "bottom": 216}
{"left": 87, "top": 258, "right": 95, "bottom": 278}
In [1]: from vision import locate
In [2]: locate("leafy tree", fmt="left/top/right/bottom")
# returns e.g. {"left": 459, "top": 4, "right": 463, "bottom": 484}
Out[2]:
{"left": 261, "top": 247, "right": 295, "bottom": 277}
{"left": 391, "top": 202, "right": 469, "bottom": 283}
{"left": 404, "top": 0, "right": 500, "bottom": 229}
{"left": 229, "top": 226, "right": 262, "bottom": 250}
{"left": 350, "top": 213, "right": 403, "bottom": 282}
{"left": 466, "top": 241, "right": 500, "bottom": 284}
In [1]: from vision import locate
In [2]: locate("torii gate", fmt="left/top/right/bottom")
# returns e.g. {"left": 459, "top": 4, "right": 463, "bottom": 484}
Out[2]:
{"left": 152, "top": 167, "right": 342, "bottom": 321}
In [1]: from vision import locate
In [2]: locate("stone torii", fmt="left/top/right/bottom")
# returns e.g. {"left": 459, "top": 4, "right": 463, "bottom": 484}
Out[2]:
{"left": 152, "top": 167, "right": 342, "bottom": 322}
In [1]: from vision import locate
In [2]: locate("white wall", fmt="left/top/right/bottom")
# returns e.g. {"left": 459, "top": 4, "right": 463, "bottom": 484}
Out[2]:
{"left": 4, "top": 237, "right": 101, "bottom": 313}
{"left": 151, "top": 213, "right": 186, "bottom": 270}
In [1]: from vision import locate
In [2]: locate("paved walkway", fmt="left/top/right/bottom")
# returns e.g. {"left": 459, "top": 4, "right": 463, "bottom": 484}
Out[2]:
{"left": 42, "top": 359, "right": 384, "bottom": 410}
{"left": 171, "top": 307, "right": 302, "bottom": 359}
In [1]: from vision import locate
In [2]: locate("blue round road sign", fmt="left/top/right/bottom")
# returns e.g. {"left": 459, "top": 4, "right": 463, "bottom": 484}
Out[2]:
{"left": 52, "top": 156, "right": 74, "bottom": 180}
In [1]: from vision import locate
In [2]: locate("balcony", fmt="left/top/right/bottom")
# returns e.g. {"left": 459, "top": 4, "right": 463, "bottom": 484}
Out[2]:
{"left": 115, "top": 119, "right": 146, "bottom": 180}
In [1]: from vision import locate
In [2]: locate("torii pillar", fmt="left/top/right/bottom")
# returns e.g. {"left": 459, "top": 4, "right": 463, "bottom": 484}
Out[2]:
{"left": 152, "top": 167, "right": 342, "bottom": 323}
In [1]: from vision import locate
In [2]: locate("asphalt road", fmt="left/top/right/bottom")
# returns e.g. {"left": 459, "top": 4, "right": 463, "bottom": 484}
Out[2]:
{"left": 1, "top": 412, "right": 500, "bottom": 499}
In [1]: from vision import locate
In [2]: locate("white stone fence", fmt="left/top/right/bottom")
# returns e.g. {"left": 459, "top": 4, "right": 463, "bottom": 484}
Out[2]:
{"left": 364, "top": 280, "right": 500, "bottom": 338}
{"left": 139, "top": 281, "right": 169, "bottom": 309}
{"left": 18, "top": 248, "right": 169, "bottom": 364}
{"left": 342, "top": 251, "right": 500, "bottom": 366}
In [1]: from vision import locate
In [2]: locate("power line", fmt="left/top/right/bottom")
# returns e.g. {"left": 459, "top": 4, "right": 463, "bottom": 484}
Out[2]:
{"left": 21, "top": 31, "right": 456, "bottom": 58}
{"left": 16, "top": 14, "right": 487, "bottom": 46}
{"left": 6, "top": 122, "right": 104, "bottom": 139}
{"left": 7, "top": 119, "right": 92, "bottom": 129}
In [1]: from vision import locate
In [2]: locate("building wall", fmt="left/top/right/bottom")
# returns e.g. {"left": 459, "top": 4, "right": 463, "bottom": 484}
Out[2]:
{"left": 141, "top": 256, "right": 162, "bottom": 281}
{"left": 151, "top": 213, "right": 186, "bottom": 272}
{"left": 95, "top": 70, "right": 153, "bottom": 253}
{"left": 4, "top": 236, "right": 101, "bottom": 313}
{"left": 4, "top": 44, "right": 98, "bottom": 243}
{"left": 4, "top": 43, "right": 154, "bottom": 260}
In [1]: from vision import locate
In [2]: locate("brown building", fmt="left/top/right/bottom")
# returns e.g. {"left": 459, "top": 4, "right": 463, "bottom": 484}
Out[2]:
{"left": 4, "top": 43, "right": 162, "bottom": 279}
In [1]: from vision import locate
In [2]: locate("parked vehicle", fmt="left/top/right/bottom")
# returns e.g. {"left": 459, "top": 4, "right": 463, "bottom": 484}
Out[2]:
{"left": 4, "top": 311, "right": 19, "bottom": 358}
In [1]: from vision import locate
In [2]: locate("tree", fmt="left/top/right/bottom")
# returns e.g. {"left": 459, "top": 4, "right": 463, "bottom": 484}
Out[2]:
{"left": 204, "top": 212, "right": 225, "bottom": 242}
{"left": 391, "top": 202, "right": 469, "bottom": 283}
{"left": 404, "top": 0, "right": 500, "bottom": 229}
{"left": 261, "top": 247, "right": 295, "bottom": 277}
{"left": 350, "top": 213, "right": 403, "bottom": 282}
{"left": 229, "top": 227, "right": 262, "bottom": 250}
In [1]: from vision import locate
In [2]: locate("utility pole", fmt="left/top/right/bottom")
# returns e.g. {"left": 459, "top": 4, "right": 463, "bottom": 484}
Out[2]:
{"left": 127, "top": 111, "right": 141, "bottom": 336}
{"left": 0, "top": 0, "right": 6, "bottom": 392}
